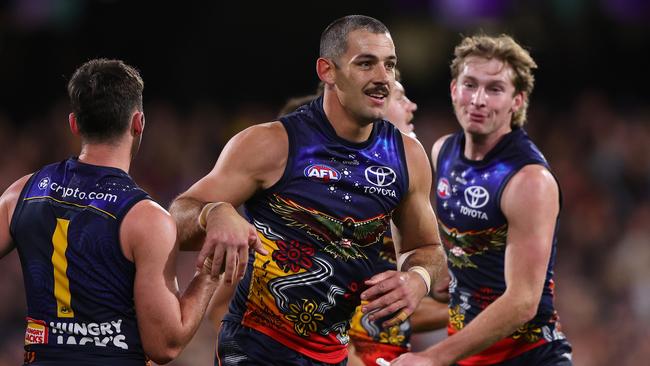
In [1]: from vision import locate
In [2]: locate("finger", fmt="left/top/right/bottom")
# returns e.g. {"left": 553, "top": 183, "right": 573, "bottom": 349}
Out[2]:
{"left": 370, "top": 299, "right": 407, "bottom": 322}
{"left": 249, "top": 229, "right": 268, "bottom": 255}
{"left": 222, "top": 249, "right": 239, "bottom": 283}
{"left": 210, "top": 246, "right": 226, "bottom": 278}
{"left": 236, "top": 246, "right": 248, "bottom": 280}
{"left": 196, "top": 251, "right": 207, "bottom": 271}
{"left": 364, "top": 290, "right": 407, "bottom": 319}
{"left": 382, "top": 308, "right": 409, "bottom": 328}
{"left": 364, "top": 270, "right": 395, "bottom": 286}
{"left": 230, "top": 252, "right": 240, "bottom": 285}
{"left": 201, "top": 257, "right": 213, "bottom": 275}
{"left": 361, "top": 276, "right": 398, "bottom": 301}
{"left": 195, "top": 240, "right": 213, "bottom": 270}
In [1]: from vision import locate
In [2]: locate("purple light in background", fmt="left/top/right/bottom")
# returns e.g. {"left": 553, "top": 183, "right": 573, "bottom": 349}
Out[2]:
{"left": 602, "top": 0, "right": 650, "bottom": 23}
{"left": 430, "top": 0, "right": 512, "bottom": 26}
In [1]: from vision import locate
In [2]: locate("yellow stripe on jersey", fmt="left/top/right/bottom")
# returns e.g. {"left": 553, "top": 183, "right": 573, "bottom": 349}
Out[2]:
{"left": 52, "top": 218, "right": 74, "bottom": 318}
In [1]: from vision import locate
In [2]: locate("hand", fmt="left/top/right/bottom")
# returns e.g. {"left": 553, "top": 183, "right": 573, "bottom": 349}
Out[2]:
{"left": 196, "top": 203, "right": 267, "bottom": 283}
{"left": 360, "top": 270, "right": 428, "bottom": 327}
{"left": 390, "top": 351, "right": 441, "bottom": 366}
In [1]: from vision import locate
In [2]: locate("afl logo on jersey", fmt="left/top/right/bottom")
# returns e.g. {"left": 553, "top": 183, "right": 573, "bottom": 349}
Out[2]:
{"left": 437, "top": 178, "right": 451, "bottom": 199}
{"left": 464, "top": 185, "right": 489, "bottom": 209}
{"left": 304, "top": 164, "right": 341, "bottom": 182}
{"left": 38, "top": 177, "right": 50, "bottom": 190}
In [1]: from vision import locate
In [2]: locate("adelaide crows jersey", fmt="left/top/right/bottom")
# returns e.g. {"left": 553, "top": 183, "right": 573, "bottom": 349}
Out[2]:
{"left": 10, "top": 158, "right": 149, "bottom": 365}
{"left": 435, "top": 128, "right": 566, "bottom": 365}
{"left": 348, "top": 235, "right": 411, "bottom": 366}
{"left": 223, "top": 97, "right": 409, "bottom": 364}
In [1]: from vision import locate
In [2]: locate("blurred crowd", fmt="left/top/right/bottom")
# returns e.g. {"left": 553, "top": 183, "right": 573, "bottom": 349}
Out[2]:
{"left": 1, "top": 87, "right": 648, "bottom": 365}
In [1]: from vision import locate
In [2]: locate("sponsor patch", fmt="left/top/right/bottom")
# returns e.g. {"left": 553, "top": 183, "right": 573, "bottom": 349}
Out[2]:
{"left": 364, "top": 166, "right": 396, "bottom": 187}
{"left": 437, "top": 178, "right": 451, "bottom": 199}
{"left": 464, "top": 185, "right": 489, "bottom": 209}
{"left": 304, "top": 164, "right": 341, "bottom": 182}
{"left": 25, "top": 318, "right": 48, "bottom": 345}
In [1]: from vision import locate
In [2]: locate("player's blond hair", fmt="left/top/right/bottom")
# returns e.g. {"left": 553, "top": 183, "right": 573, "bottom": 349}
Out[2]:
{"left": 450, "top": 34, "right": 537, "bottom": 128}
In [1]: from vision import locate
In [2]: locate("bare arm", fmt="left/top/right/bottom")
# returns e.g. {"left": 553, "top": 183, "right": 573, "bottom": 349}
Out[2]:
{"left": 0, "top": 175, "right": 31, "bottom": 259}
{"left": 430, "top": 134, "right": 453, "bottom": 173}
{"left": 392, "top": 165, "right": 560, "bottom": 366}
{"left": 168, "top": 122, "right": 286, "bottom": 281}
{"left": 409, "top": 297, "right": 449, "bottom": 333}
{"left": 206, "top": 279, "right": 238, "bottom": 331}
{"left": 361, "top": 136, "right": 446, "bottom": 327}
{"left": 121, "top": 200, "right": 218, "bottom": 364}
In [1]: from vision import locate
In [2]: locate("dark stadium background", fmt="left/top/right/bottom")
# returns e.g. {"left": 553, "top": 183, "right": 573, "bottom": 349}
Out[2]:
{"left": 1, "top": 1, "right": 649, "bottom": 365}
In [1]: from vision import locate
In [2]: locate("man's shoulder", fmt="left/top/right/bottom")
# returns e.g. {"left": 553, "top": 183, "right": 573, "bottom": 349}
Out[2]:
{"left": 234, "top": 121, "right": 287, "bottom": 145}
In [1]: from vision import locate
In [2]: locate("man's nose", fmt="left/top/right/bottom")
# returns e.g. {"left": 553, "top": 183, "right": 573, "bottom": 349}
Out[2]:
{"left": 471, "top": 87, "right": 486, "bottom": 107}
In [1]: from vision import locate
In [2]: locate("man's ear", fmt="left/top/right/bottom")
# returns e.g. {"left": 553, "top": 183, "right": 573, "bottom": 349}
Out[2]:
{"left": 316, "top": 57, "right": 336, "bottom": 85}
{"left": 450, "top": 79, "right": 458, "bottom": 104}
{"left": 131, "top": 111, "right": 144, "bottom": 136}
{"left": 69, "top": 113, "right": 80, "bottom": 135}
{"left": 511, "top": 92, "right": 525, "bottom": 114}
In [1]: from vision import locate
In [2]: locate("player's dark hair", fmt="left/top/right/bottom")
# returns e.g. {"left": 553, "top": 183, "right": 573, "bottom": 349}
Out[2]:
{"left": 68, "top": 59, "right": 144, "bottom": 142}
{"left": 320, "top": 15, "right": 389, "bottom": 60}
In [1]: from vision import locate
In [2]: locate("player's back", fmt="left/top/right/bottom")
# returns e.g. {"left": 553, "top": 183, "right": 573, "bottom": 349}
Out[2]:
{"left": 11, "top": 157, "right": 150, "bottom": 365}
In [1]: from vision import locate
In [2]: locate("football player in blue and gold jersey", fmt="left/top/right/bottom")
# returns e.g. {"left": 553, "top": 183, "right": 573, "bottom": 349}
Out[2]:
{"left": 0, "top": 59, "right": 219, "bottom": 365}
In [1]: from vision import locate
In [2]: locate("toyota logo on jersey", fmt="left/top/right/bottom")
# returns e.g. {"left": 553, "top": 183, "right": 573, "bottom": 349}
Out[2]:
{"left": 304, "top": 164, "right": 341, "bottom": 182}
{"left": 464, "top": 185, "right": 489, "bottom": 209}
{"left": 364, "top": 166, "right": 396, "bottom": 187}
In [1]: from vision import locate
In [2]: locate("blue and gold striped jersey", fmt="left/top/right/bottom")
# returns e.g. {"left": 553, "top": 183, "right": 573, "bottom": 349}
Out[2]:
{"left": 10, "top": 157, "right": 150, "bottom": 365}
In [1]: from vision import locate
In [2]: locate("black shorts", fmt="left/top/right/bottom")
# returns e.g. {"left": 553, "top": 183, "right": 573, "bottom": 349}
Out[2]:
{"left": 216, "top": 321, "right": 347, "bottom": 366}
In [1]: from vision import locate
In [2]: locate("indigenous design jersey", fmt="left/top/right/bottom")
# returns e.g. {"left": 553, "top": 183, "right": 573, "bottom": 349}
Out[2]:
{"left": 10, "top": 158, "right": 149, "bottom": 365}
{"left": 348, "top": 234, "right": 411, "bottom": 365}
{"left": 225, "top": 97, "right": 409, "bottom": 364}
{"left": 435, "top": 129, "right": 565, "bottom": 365}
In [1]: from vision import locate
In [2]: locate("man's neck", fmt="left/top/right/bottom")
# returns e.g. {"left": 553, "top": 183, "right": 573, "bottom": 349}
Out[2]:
{"left": 78, "top": 143, "right": 131, "bottom": 173}
{"left": 463, "top": 129, "right": 511, "bottom": 161}
{"left": 323, "top": 91, "right": 374, "bottom": 143}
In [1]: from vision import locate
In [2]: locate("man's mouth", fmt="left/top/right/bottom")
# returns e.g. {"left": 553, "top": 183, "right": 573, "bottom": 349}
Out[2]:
{"left": 364, "top": 86, "right": 389, "bottom": 102}
{"left": 469, "top": 112, "right": 486, "bottom": 122}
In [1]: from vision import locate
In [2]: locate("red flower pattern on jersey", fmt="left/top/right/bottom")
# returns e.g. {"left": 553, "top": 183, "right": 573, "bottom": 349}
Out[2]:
{"left": 272, "top": 240, "right": 315, "bottom": 273}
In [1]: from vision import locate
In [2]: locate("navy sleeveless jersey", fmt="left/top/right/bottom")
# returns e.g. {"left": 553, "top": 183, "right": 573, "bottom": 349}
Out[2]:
{"left": 435, "top": 128, "right": 566, "bottom": 365}
{"left": 348, "top": 234, "right": 412, "bottom": 365}
{"left": 223, "top": 97, "right": 409, "bottom": 363}
{"left": 10, "top": 158, "right": 150, "bottom": 365}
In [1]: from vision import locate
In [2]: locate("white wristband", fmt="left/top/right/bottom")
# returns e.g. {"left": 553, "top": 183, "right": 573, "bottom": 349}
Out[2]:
{"left": 408, "top": 266, "right": 431, "bottom": 294}
{"left": 198, "top": 202, "right": 220, "bottom": 230}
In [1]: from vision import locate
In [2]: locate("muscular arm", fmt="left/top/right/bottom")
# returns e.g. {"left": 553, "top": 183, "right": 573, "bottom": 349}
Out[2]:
{"left": 413, "top": 165, "right": 560, "bottom": 365}
{"left": 168, "top": 122, "right": 286, "bottom": 281}
{"left": 361, "top": 136, "right": 446, "bottom": 326}
{"left": 0, "top": 175, "right": 31, "bottom": 259}
{"left": 122, "top": 200, "right": 218, "bottom": 364}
